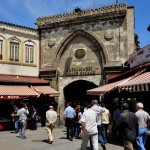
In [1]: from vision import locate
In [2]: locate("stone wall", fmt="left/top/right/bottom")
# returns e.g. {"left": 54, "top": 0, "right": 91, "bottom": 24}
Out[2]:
{"left": 58, "top": 75, "right": 101, "bottom": 124}
{"left": 37, "top": 3, "right": 135, "bottom": 124}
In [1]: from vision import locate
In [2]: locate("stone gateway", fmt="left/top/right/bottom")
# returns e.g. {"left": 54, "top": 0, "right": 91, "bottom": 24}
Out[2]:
{"left": 36, "top": 3, "right": 135, "bottom": 124}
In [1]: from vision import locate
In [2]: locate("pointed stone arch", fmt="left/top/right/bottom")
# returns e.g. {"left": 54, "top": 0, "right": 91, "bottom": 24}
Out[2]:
{"left": 54, "top": 30, "right": 109, "bottom": 65}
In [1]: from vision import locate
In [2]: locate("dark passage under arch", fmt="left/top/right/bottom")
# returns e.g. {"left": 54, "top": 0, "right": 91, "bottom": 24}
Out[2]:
{"left": 63, "top": 80, "right": 99, "bottom": 106}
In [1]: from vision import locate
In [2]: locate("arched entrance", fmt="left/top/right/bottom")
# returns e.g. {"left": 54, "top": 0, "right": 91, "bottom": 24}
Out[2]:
{"left": 63, "top": 80, "right": 98, "bottom": 106}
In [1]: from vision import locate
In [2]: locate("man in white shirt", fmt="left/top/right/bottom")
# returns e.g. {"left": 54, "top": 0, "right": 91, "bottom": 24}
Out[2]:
{"left": 101, "top": 102, "right": 111, "bottom": 144}
{"left": 46, "top": 105, "right": 57, "bottom": 144}
{"left": 92, "top": 100, "right": 106, "bottom": 150}
{"left": 18, "top": 103, "right": 29, "bottom": 139}
{"left": 135, "top": 102, "right": 150, "bottom": 150}
{"left": 80, "top": 104, "right": 98, "bottom": 150}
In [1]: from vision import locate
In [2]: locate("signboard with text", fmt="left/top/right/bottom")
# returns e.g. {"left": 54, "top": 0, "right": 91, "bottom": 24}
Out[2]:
{"left": 129, "top": 45, "right": 150, "bottom": 68}
{"left": 65, "top": 66, "right": 98, "bottom": 76}
{"left": 0, "top": 96, "right": 28, "bottom": 100}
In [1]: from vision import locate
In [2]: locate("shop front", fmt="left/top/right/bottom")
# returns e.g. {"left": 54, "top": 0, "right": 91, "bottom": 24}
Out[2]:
{"left": 0, "top": 75, "right": 59, "bottom": 130}
{"left": 87, "top": 70, "right": 150, "bottom": 149}
{"left": 0, "top": 85, "right": 38, "bottom": 130}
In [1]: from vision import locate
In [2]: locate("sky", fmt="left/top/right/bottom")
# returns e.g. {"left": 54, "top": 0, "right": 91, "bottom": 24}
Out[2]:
{"left": 0, "top": 0, "right": 149, "bottom": 47}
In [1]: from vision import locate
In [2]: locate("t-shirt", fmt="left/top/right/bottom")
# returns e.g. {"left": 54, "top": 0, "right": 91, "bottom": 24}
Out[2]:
{"left": 135, "top": 110, "right": 150, "bottom": 128}
{"left": 78, "top": 112, "right": 82, "bottom": 123}
{"left": 113, "top": 108, "right": 121, "bottom": 121}
{"left": 64, "top": 106, "right": 75, "bottom": 118}
{"left": 102, "top": 108, "right": 110, "bottom": 124}
{"left": 81, "top": 108, "right": 98, "bottom": 135}
{"left": 46, "top": 109, "right": 57, "bottom": 125}
{"left": 92, "top": 105, "right": 105, "bottom": 125}
{"left": 18, "top": 108, "right": 29, "bottom": 121}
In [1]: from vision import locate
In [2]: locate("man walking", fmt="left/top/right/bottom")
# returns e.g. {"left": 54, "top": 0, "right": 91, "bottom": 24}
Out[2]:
{"left": 11, "top": 105, "right": 19, "bottom": 133}
{"left": 18, "top": 103, "right": 29, "bottom": 139}
{"left": 101, "top": 102, "right": 111, "bottom": 143}
{"left": 135, "top": 102, "right": 150, "bottom": 150}
{"left": 30, "top": 105, "right": 37, "bottom": 130}
{"left": 116, "top": 103, "right": 138, "bottom": 150}
{"left": 46, "top": 105, "right": 57, "bottom": 144}
{"left": 80, "top": 104, "right": 98, "bottom": 150}
{"left": 64, "top": 102, "right": 76, "bottom": 141}
{"left": 92, "top": 100, "right": 106, "bottom": 150}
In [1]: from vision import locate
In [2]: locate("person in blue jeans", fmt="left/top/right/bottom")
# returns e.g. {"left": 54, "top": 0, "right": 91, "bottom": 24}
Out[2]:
{"left": 135, "top": 102, "right": 150, "bottom": 150}
{"left": 64, "top": 102, "right": 76, "bottom": 141}
{"left": 11, "top": 105, "right": 19, "bottom": 133}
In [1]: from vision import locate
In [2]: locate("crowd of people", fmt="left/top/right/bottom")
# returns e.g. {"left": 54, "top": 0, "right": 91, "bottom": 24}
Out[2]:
{"left": 63, "top": 100, "right": 150, "bottom": 150}
{"left": 10, "top": 100, "right": 150, "bottom": 150}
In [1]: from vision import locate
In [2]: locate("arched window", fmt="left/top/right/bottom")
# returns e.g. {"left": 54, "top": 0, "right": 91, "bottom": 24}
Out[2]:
{"left": 24, "top": 42, "right": 34, "bottom": 64}
{"left": 0, "top": 37, "right": 4, "bottom": 60}
{"left": 9, "top": 39, "right": 20, "bottom": 62}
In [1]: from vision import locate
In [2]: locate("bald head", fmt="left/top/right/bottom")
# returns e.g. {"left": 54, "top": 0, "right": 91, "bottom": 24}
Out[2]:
{"left": 49, "top": 105, "right": 54, "bottom": 110}
{"left": 92, "top": 100, "right": 98, "bottom": 105}
{"left": 136, "top": 102, "right": 144, "bottom": 110}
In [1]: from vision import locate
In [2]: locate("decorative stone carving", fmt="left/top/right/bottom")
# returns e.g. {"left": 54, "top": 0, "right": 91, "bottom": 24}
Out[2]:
{"left": 36, "top": 3, "right": 127, "bottom": 27}
{"left": 48, "top": 40, "right": 56, "bottom": 48}
{"left": 74, "top": 49, "right": 86, "bottom": 59}
{"left": 104, "top": 32, "right": 113, "bottom": 41}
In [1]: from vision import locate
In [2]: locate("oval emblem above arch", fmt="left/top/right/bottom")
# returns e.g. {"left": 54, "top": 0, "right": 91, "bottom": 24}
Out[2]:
{"left": 54, "top": 30, "right": 108, "bottom": 78}
{"left": 54, "top": 30, "right": 108, "bottom": 64}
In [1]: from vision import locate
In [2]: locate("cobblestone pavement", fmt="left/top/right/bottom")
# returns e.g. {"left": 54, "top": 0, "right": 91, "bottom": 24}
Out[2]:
{"left": 0, "top": 127, "right": 124, "bottom": 150}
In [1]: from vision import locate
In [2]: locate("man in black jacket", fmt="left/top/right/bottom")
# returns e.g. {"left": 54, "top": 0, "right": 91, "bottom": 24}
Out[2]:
{"left": 116, "top": 103, "right": 138, "bottom": 150}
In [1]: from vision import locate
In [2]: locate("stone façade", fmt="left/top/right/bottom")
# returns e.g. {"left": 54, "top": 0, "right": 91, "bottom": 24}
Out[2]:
{"left": 36, "top": 3, "right": 135, "bottom": 124}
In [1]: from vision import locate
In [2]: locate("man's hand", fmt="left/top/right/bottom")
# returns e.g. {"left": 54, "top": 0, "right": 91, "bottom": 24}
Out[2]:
{"left": 80, "top": 130, "right": 84, "bottom": 137}
{"left": 25, "top": 106, "right": 28, "bottom": 110}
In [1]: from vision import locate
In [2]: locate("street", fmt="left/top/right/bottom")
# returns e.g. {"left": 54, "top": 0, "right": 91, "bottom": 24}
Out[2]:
{"left": 0, "top": 127, "right": 123, "bottom": 150}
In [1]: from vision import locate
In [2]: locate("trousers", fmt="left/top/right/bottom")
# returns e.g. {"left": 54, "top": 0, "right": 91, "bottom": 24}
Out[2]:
{"left": 46, "top": 124, "right": 55, "bottom": 142}
{"left": 136, "top": 128, "right": 147, "bottom": 150}
{"left": 97, "top": 125, "right": 106, "bottom": 145}
{"left": 19, "top": 120, "right": 27, "bottom": 138}
{"left": 123, "top": 139, "right": 134, "bottom": 150}
{"left": 66, "top": 118, "right": 74, "bottom": 139}
{"left": 81, "top": 133, "right": 98, "bottom": 150}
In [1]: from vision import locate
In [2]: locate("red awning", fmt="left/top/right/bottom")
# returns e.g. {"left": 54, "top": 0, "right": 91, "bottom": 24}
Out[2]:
{"left": 87, "top": 77, "right": 132, "bottom": 96}
{"left": 0, "top": 74, "right": 49, "bottom": 84}
{"left": 0, "top": 86, "right": 38, "bottom": 100}
{"left": 118, "top": 72, "right": 150, "bottom": 92}
{"left": 33, "top": 86, "right": 59, "bottom": 97}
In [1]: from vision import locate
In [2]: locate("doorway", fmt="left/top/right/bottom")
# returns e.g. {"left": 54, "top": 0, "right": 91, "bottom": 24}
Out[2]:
{"left": 63, "top": 80, "right": 98, "bottom": 107}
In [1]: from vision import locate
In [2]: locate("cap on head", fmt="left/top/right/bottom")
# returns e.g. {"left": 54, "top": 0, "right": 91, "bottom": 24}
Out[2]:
{"left": 136, "top": 102, "right": 144, "bottom": 109}
{"left": 122, "top": 103, "right": 129, "bottom": 110}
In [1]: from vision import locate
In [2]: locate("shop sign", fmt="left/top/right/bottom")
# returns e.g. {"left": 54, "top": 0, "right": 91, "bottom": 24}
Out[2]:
{"left": 66, "top": 66, "right": 96, "bottom": 76}
{"left": 0, "top": 96, "right": 26, "bottom": 99}
{"left": 129, "top": 45, "right": 150, "bottom": 68}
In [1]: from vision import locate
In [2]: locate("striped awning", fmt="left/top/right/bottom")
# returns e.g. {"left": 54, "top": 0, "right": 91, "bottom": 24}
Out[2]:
{"left": 87, "top": 77, "right": 132, "bottom": 96}
{"left": 33, "top": 86, "right": 59, "bottom": 97}
{"left": 0, "top": 85, "right": 38, "bottom": 99}
{"left": 118, "top": 72, "right": 150, "bottom": 92}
